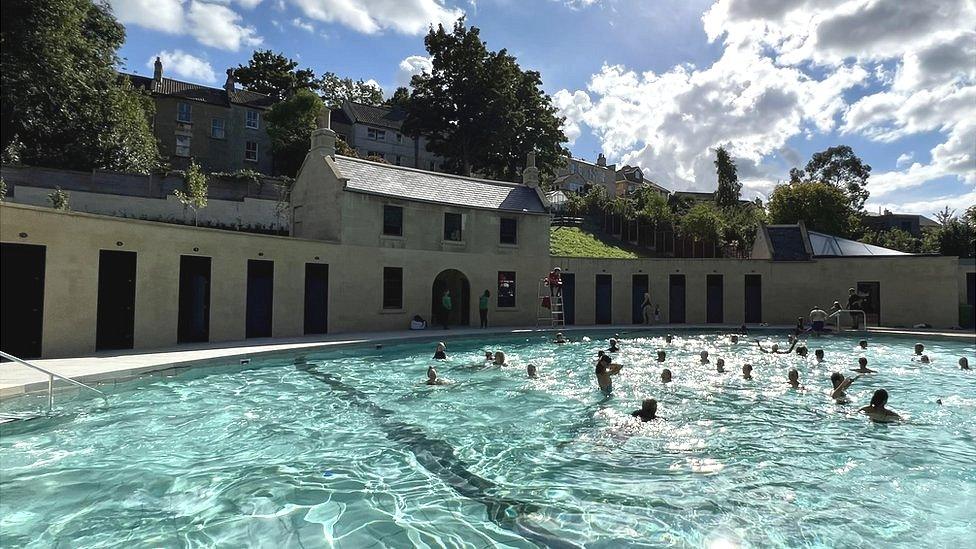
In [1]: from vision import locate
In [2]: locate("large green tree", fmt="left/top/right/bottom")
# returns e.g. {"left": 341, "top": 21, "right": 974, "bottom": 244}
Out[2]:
{"left": 713, "top": 146, "right": 741, "bottom": 208}
{"left": 318, "top": 72, "right": 384, "bottom": 108}
{"left": 403, "top": 19, "right": 568, "bottom": 178}
{"left": 385, "top": 86, "right": 411, "bottom": 109}
{"left": 789, "top": 145, "right": 871, "bottom": 211}
{"left": 264, "top": 89, "right": 323, "bottom": 177}
{"left": 1, "top": 0, "right": 159, "bottom": 173}
{"left": 923, "top": 207, "right": 976, "bottom": 257}
{"left": 767, "top": 181, "right": 857, "bottom": 237}
{"left": 234, "top": 50, "right": 317, "bottom": 102}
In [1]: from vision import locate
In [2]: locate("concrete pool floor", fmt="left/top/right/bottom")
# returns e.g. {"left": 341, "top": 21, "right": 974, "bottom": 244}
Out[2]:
{"left": 1, "top": 324, "right": 972, "bottom": 399}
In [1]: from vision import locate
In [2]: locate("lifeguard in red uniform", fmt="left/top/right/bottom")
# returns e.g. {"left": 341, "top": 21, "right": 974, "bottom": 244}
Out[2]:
{"left": 545, "top": 267, "right": 563, "bottom": 298}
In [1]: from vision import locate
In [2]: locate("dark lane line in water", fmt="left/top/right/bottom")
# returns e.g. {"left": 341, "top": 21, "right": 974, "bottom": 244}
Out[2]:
{"left": 299, "top": 365, "right": 581, "bottom": 549}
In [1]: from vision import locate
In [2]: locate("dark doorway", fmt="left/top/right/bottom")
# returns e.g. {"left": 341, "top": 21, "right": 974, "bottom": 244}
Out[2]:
{"left": 304, "top": 263, "right": 328, "bottom": 334}
{"left": 562, "top": 273, "right": 576, "bottom": 325}
{"left": 96, "top": 250, "right": 137, "bottom": 350}
{"left": 706, "top": 274, "right": 723, "bottom": 324}
{"left": 246, "top": 260, "right": 274, "bottom": 338}
{"left": 595, "top": 274, "right": 612, "bottom": 324}
{"left": 1, "top": 243, "right": 46, "bottom": 358}
{"left": 967, "top": 272, "right": 975, "bottom": 329}
{"left": 431, "top": 269, "right": 470, "bottom": 326}
{"left": 632, "top": 274, "right": 649, "bottom": 324}
{"left": 178, "top": 255, "right": 211, "bottom": 343}
{"left": 857, "top": 281, "right": 880, "bottom": 326}
{"left": 668, "top": 275, "right": 686, "bottom": 323}
{"left": 744, "top": 274, "right": 762, "bottom": 324}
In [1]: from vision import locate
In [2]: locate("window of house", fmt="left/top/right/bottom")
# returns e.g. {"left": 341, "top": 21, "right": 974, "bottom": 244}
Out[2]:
{"left": 396, "top": 133, "right": 403, "bottom": 143}
{"left": 444, "top": 213, "right": 462, "bottom": 241}
{"left": 367, "top": 127, "right": 386, "bottom": 141}
{"left": 383, "top": 205, "right": 403, "bottom": 236}
{"left": 497, "top": 272, "right": 516, "bottom": 308}
{"left": 177, "top": 102, "right": 192, "bottom": 123}
{"left": 245, "top": 141, "right": 258, "bottom": 162}
{"left": 499, "top": 218, "right": 517, "bottom": 245}
{"left": 382, "top": 267, "right": 403, "bottom": 309}
{"left": 395, "top": 155, "right": 402, "bottom": 166}
{"left": 245, "top": 110, "right": 260, "bottom": 129}
{"left": 211, "top": 118, "right": 225, "bottom": 139}
{"left": 175, "top": 135, "right": 191, "bottom": 157}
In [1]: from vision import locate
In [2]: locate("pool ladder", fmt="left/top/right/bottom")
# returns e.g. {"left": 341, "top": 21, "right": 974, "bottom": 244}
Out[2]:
{"left": 0, "top": 350, "right": 108, "bottom": 415}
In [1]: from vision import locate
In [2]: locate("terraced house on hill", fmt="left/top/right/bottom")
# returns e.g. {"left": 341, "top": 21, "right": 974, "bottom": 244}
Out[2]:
{"left": 331, "top": 101, "right": 446, "bottom": 172}
{"left": 123, "top": 58, "right": 274, "bottom": 174}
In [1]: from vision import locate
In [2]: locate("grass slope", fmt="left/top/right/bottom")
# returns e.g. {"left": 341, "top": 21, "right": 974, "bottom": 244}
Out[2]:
{"left": 550, "top": 226, "right": 640, "bottom": 259}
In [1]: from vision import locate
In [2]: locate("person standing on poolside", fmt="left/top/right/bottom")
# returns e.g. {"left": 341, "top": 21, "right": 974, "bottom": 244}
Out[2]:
{"left": 595, "top": 355, "right": 622, "bottom": 396}
{"left": 641, "top": 292, "right": 653, "bottom": 324}
{"left": 440, "top": 290, "right": 452, "bottom": 330}
{"left": 860, "top": 389, "right": 901, "bottom": 422}
{"left": 478, "top": 290, "right": 490, "bottom": 329}
{"left": 809, "top": 306, "right": 828, "bottom": 336}
{"left": 846, "top": 288, "right": 862, "bottom": 329}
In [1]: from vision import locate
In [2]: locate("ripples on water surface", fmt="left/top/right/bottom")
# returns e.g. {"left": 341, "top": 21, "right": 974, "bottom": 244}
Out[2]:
{"left": 1, "top": 330, "right": 974, "bottom": 548}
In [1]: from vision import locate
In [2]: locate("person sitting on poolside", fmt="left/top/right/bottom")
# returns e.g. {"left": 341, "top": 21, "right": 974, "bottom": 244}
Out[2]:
{"left": 665, "top": 334, "right": 674, "bottom": 344}
{"left": 716, "top": 358, "right": 726, "bottom": 373}
{"left": 815, "top": 349, "right": 825, "bottom": 363}
{"left": 742, "top": 364, "right": 753, "bottom": 380}
{"left": 527, "top": 364, "right": 538, "bottom": 378}
{"left": 730, "top": 334, "right": 739, "bottom": 344}
{"left": 851, "top": 357, "right": 876, "bottom": 374}
{"left": 755, "top": 339, "right": 798, "bottom": 354}
{"left": 858, "top": 339, "right": 868, "bottom": 350}
{"left": 656, "top": 350, "right": 666, "bottom": 362}
{"left": 661, "top": 368, "right": 673, "bottom": 384}
{"left": 830, "top": 371, "right": 860, "bottom": 402}
{"left": 796, "top": 345, "right": 809, "bottom": 357}
{"left": 426, "top": 366, "right": 448, "bottom": 385}
{"left": 433, "top": 342, "right": 447, "bottom": 360}
{"left": 914, "top": 343, "right": 924, "bottom": 356}
{"left": 554, "top": 332, "right": 568, "bottom": 344}
{"left": 700, "top": 350, "right": 710, "bottom": 364}
{"left": 787, "top": 368, "right": 803, "bottom": 389}
{"left": 860, "top": 389, "right": 901, "bottom": 422}
{"left": 631, "top": 398, "right": 664, "bottom": 422}
{"left": 960, "top": 357, "right": 970, "bottom": 370}
{"left": 493, "top": 351, "right": 507, "bottom": 365}
{"left": 607, "top": 338, "right": 620, "bottom": 353}
{"left": 594, "top": 355, "right": 623, "bottom": 395}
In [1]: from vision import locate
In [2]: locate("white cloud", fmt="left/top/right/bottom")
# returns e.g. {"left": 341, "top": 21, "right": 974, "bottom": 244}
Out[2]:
{"left": 110, "top": 0, "right": 184, "bottom": 32}
{"left": 553, "top": 89, "right": 592, "bottom": 144}
{"left": 291, "top": 17, "right": 315, "bottom": 32}
{"left": 149, "top": 50, "right": 217, "bottom": 84}
{"left": 395, "top": 55, "right": 433, "bottom": 87}
{"left": 291, "top": 0, "right": 462, "bottom": 35}
{"left": 895, "top": 152, "right": 914, "bottom": 168}
{"left": 111, "top": 0, "right": 263, "bottom": 51}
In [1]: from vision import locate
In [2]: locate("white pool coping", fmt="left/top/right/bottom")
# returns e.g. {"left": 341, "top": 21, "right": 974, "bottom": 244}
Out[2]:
{"left": 2, "top": 324, "right": 971, "bottom": 399}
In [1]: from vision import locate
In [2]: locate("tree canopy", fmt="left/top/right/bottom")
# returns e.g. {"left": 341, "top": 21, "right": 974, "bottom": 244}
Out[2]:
{"left": 234, "top": 50, "right": 317, "bottom": 102}
{"left": 789, "top": 145, "right": 871, "bottom": 211}
{"left": 403, "top": 19, "right": 568, "bottom": 179}
{"left": 318, "top": 72, "right": 384, "bottom": 108}
{"left": 767, "top": 180, "right": 856, "bottom": 237}
{"left": 264, "top": 89, "right": 323, "bottom": 177}
{"left": 713, "top": 146, "right": 741, "bottom": 208}
{"left": 1, "top": 0, "right": 160, "bottom": 173}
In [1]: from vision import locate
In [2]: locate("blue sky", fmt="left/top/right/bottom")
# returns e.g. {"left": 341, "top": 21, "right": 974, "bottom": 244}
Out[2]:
{"left": 111, "top": 0, "right": 975, "bottom": 217}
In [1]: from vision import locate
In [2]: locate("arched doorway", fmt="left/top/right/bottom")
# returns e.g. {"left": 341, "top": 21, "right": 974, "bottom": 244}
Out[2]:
{"left": 431, "top": 269, "right": 470, "bottom": 327}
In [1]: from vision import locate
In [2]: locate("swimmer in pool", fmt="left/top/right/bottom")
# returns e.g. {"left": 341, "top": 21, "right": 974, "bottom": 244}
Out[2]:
{"left": 433, "top": 342, "right": 447, "bottom": 360}
{"left": 656, "top": 350, "right": 666, "bottom": 362}
{"left": 754, "top": 339, "right": 799, "bottom": 354}
{"left": 742, "top": 364, "right": 753, "bottom": 380}
{"left": 796, "top": 345, "right": 809, "bottom": 357}
{"left": 919, "top": 354, "right": 930, "bottom": 364}
{"left": 787, "top": 368, "right": 803, "bottom": 389}
{"left": 493, "top": 351, "right": 507, "bottom": 365}
{"left": 700, "top": 350, "right": 710, "bottom": 364}
{"left": 426, "top": 366, "right": 448, "bottom": 385}
{"left": 830, "top": 371, "right": 860, "bottom": 402}
{"left": 851, "top": 357, "right": 876, "bottom": 373}
{"left": 527, "top": 364, "right": 538, "bottom": 378}
{"left": 914, "top": 343, "right": 924, "bottom": 356}
{"left": 607, "top": 338, "right": 620, "bottom": 353}
{"left": 665, "top": 334, "right": 674, "bottom": 344}
{"left": 858, "top": 339, "right": 868, "bottom": 350}
{"left": 594, "top": 355, "right": 623, "bottom": 395}
{"left": 730, "top": 334, "right": 739, "bottom": 344}
{"left": 716, "top": 358, "right": 726, "bottom": 373}
{"left": 484, "top": 351, "right": 493, "bottom": 361}
{"left": 554, "top": 332, "right": 568, "bottom": 344}
{"left": 815, "top": 349, "right": 825, "bottom": 363}
{"left": 661, "top": 368, "right": 673, "bottom": 384}
{"left": 631, "top": 398, "right": 664, "bottom": 422}
{"left": 960, "top": 357, "right": 970, "bottom": 370}
{"left": 860, "top": 389, "right": 901, "bottom": 422}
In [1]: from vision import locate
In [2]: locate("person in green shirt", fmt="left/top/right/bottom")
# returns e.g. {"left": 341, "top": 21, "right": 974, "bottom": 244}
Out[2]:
{"left": 479, "top": 290, "right": 490, "bottom": 328}
{"left": 440, "top": 290, "right": 452, "bottom": 329}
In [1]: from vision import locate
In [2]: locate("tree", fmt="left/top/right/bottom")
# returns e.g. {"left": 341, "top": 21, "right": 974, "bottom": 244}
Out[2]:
{"left": 174, "top": 161, "right": 208, "bottom": 226}
{"left": 862, "top": 229, "right": 921, "bottom": 253}
{"left": 264, "top": 89, "right": 323, "bottom": 177}
{"left": 403, "top": 19, "right": 568, "bottom": 178}
{"left": 317, "top": 72, "right": 384, "bottom": 108}
{"left": 714, "top": 146, "right": 741, "bottom": 208}
{"left": 386, "top": 86, "right": 411, "bottom": 108}
{"left": 234, "top": 50, "right": 317, "bottom": 102}
{"left": 923, "top": 208, "right": 975, "bottom": 257}
{"left": 48, "top": 187, "right": 70, "bottom": 211}
{"left": 767, "top": 181, "right": 856, "bottom": 237}
{"left": 1, "top": 0, "right": 160, "bottom": 173}
{"left": 789, "top": 145, "right": 871, "bottom": 211}
{"left": 680, "top": 203, "right": 722, "bottom": 242}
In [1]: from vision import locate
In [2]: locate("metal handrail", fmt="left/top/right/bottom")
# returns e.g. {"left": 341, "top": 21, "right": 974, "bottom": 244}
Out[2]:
{"left": 0, "top": 351, "right": 108, "bottom": 412}
{"left": 828, "top": 309, "right": 867, "bottom": 330}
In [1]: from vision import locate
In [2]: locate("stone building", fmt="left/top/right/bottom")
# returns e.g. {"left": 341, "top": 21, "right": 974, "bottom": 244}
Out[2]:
{"left": 331, "top": 101, "right": 445, "bottom": 171}
{"left": 123, "top": 58, "right": 274, "bottom": 174}
{"left": 616, "top": 165, "right": 670, "bottom": 197}
{"left": 552, "top": 154, "right": 617, "bottom": 196}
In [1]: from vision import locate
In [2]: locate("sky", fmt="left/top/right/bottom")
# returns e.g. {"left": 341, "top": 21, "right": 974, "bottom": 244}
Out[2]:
{"left": 110, "top": 0, "right": 975, "bottom": 218}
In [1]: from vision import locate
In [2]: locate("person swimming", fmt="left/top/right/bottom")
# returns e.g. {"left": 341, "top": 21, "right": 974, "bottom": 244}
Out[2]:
{"left": 815, "top": 349, "right": 825, "bottom": 363}
{"left": 960, "top": 357, "right": 970, "bottom": 370}
{"left": 594, "top": 355, "right": 622, "bottom": 395}
{"left": 754, "top": 339, "right": 798, "bottom": 354}
{"left": 527, "top": 364, "right": 538, "bottom": 378}
{"left": 858, "top": 339, "right": 868, "bottom": 350}
{"left": 716, "top": 358, "right": 726, "bottom": 373}
{"left": 914, "top": 343, "right": 924, "bottom": 356}
{"left": 742, "top": 364, "right": 753, "bottom": 380}
{"left": 796, "top": 345, "right": 809, "bottom": 357}
{"left": 426, "top": 366, "right": 448, "bottom": 385}
{"left": 554, "top": 332, "right": 568, "bottom": 344}
{"left": 830, "top": 371, "right": 860, "bottom": 402}
{"left": 665, "top": 334, "right": 674, "bottom": 344}
{"left": 484, "top": 351, "right": 493, "bottom": 361}
{"left": 661, "top": 368, "right": 673, "bottom": 383}
{"left": 656, "top": 350, "right": 666, "bottom": 362}
{"left": 493, "top": 351, "right": 507, "bottom": 365}
{"left": 433, "top": 342, "right": 447, "bottom": 360}
{"left": 730, "top": 334, "right": 739, "bottom": 344}
{"left": 860, "top": 389, "right": 901, "bottom": 422}
{"left": 631, "top": 398, "right": 663, "bottom": 422}
{"left": 919, "top": 354, "right": 930, "bottom": 364}
{"left": 787, "top": 368, "right": 802, "bottom": 389}
{"left": 607, "top": 338, "right": 620, "bottom": 353}
{"left": 700, "top": 350, "right": 710, "bottom": 364}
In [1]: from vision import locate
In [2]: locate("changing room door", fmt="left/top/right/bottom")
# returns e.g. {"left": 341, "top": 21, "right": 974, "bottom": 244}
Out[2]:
{"left": 857, "top": 281, "right": 880, "bottom": 326}
{"left": 669, "top": 274, "right": 686, "bottom": 323}
{"left": 1, "top": 243, "right": 46, "bottom": 358}
{"left": 246, "top": 259, "right": 274, "bottom": 338}
{"left": 96, "top": 250, "right": 137, "bottom": 350}
{"left": 632, "top": 274, "right": 649, "bottom": 324}
{"left": 561, "top": 273, "right": 576, "bottom": 325}
{"left": 744, "top": 274, "right": 762, "bottom": 324}
{"left": 706, "top": 274, "right": 723, "bottom": 324}
{"left": 304, "top": 263, "right": 328, "bottom": 335}
{"left": 178, "top": 255, "right": 211, "bottom": 343}
{"left": 595, "top": 274, "right": 612, "bottom": 324}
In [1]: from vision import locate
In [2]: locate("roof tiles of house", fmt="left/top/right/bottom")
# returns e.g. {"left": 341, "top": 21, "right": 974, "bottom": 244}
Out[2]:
{"left": 122, "top": 73, "right": 274, "bottom": 109}
{"left": 345, "top": 102, "right": 407, "bottom": 130}
{"left": 334, "top": 155, "right": 547, "bottom": 214}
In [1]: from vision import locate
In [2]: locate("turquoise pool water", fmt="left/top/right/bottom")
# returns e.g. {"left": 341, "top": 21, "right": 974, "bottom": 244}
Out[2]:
{"left": 1, "top": 330, "right": 974, "bottom": 548}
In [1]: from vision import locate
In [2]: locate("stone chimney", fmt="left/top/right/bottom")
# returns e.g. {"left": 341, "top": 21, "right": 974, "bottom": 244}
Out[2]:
{"left": 522, "top": 151, "right": 540, "bottom": 188}
{"left": 153, "top": 57, "right": 163, "bottom": 83}
{"left": 310, "top": 106, "right": 337, "bottom": 158}
{"left": 224, "top": 68, "right": 235, "bottom": 94}
{"left": 597, "top": 152, "right": 607, "bottom": 167}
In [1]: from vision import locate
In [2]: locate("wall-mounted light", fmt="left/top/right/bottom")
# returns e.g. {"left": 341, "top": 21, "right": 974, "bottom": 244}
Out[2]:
{"left": 18, "top": 232, "right": 28, "bottom": 238}
{"left": 193, "top": 247, "right": 200, "bottom": 252}
{"left": 116, "top": 241, "right": 124, "bottom": 247}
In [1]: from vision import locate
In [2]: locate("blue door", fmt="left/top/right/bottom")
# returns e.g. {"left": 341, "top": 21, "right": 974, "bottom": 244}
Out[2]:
{"left": 669, "top": 274, "right": 686, "bottom": 323}
{"left": 595, "top": 274, "right": 612, "bottom": 324}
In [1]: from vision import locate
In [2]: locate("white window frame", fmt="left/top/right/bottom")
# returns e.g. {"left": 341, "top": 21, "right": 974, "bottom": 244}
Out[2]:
{"left": 177, "top": 102, "right": 192, "bottom": 123}
{"left": 175, "top": 135, "right": 191, "bottom": 157}
{"left": 244, "top": 140, "right": 258, "bottom": 162}
{"left": 245, "top": 110, "right": 260, "bottom": 129}
{"left": 211, "top": 117, "right": 225, "bottom": 139}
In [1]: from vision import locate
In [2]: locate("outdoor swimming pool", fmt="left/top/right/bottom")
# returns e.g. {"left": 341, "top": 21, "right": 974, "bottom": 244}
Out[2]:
{"left": 1, "top": 330, "right": 974, "bottom": 548}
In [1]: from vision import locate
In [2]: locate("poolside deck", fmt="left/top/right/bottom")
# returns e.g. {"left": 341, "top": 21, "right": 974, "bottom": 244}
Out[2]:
{"left": 1, "top": 324, "right": 971, "bottom": 398}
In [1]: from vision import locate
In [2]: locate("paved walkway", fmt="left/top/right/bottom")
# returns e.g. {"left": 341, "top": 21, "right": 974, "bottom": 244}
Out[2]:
{"left": 1, "top": 324, "right": 971, "bottom": 398}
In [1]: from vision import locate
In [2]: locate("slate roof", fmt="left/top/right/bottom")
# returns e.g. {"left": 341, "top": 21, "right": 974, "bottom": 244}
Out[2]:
{"left": 345, "top": 102, "right": 407, "bottom": 130}
{"left": 121, "top": 73, "right": 274, "bottom": 109}
{"left": 334, "top": 155, "right": 547, "bottom": 214}
{"left": 765, "top": 225, "right": 811, "bottom": 261}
